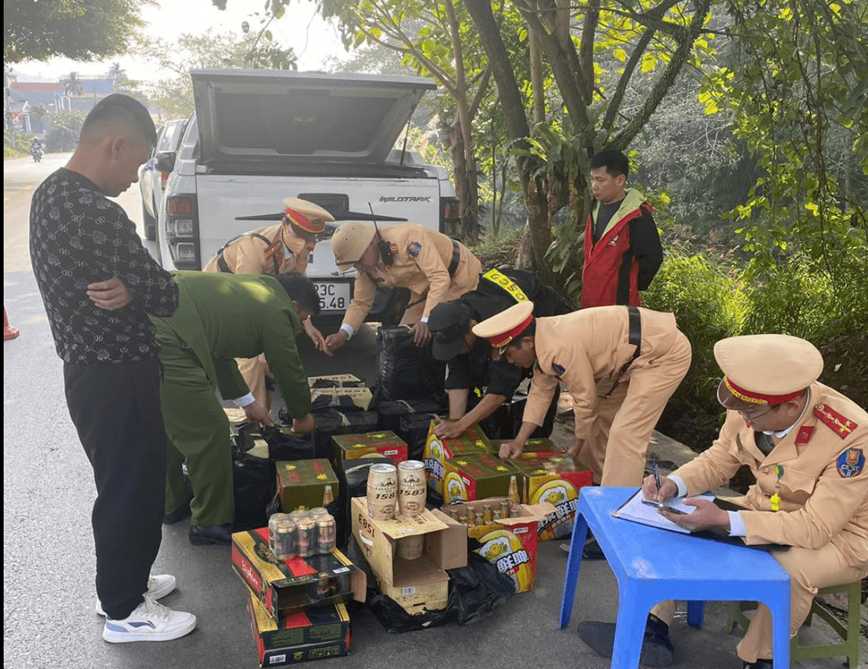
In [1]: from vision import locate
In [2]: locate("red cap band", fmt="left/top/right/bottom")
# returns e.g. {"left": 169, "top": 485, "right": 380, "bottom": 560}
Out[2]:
{"left": 285, "top": 208, "right": 325, "bottom": 234}
{"left": 486, "top": 314, "right": 534, "bottom": 349}
{"left": 722, "top": 376, "right": 803, "bottom": 406}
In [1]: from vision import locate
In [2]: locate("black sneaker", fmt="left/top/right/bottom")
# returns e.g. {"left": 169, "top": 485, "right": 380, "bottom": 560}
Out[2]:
{"left": 189, "top": 523, "right": 232, "bottom": 546}
{"left": 578, "top": 614, "right": 674, "bottom": 667}
{"left": 742, "top": 660, "right": 772, "bottom": 669}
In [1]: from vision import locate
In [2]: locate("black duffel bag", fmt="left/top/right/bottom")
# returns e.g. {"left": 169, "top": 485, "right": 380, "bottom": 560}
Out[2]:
{"left": 375, "top": 325, "right": 446, "bottom": 403}
{"left": 376, "top": 399, "right": 446, "bottom": 461}
{"left": 231, "top": 435, "right": 277, "bottom": 531}
{"left": 312, "top": 409, "right": 379, "bottom": 458}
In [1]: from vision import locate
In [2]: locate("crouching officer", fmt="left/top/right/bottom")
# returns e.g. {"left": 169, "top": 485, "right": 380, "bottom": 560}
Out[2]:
{"left": 152, "top": 272, "right": 317, "bottom": 546}
{"left": 580, "top": 334, "right": 868, "bottom": 669}
{"left": 428, "top": 268, "right": 570, "bottom": 440}
{"left": 473, "top": 301, "right": 691, "bottom": 488}
{"left": 324, "top": 222, "right": 482, "bottom": 352}
{"left": 204, "top": 197, "right": 334, "bottom": 409}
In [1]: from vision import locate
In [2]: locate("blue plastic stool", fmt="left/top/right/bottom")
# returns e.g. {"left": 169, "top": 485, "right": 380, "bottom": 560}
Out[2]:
{"left": 560, "top": 487, "right": 792, "bottom": 669}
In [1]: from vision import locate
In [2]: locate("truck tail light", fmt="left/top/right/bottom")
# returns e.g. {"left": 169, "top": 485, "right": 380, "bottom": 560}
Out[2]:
{"left": 165, "top": 195, "right": 200, "bottom": 269}
{"left": 440, "top": 197, "right": 460, "bottom": 234}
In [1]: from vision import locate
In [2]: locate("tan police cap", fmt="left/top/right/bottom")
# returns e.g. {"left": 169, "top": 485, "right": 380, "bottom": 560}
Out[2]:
{"left": 471, "top": 301, "right": 535, "bottom": 349}
{"left": 331, "top": 221, "right": 377, "bottom": 267}
{"left": 282, "top": 197, "right": 335, "bottom": 234}
{"left": 714, "top": 334, "right": 823, "bottom": 406}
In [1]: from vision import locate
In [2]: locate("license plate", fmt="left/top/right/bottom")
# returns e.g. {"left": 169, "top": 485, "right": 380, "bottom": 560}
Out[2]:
{"left": 313, "top": 281, "right": 350, "bottom": 311}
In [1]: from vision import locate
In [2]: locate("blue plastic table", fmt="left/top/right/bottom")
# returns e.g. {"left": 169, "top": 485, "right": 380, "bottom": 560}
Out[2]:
{"left": 559, "top": 487, "right": 791, "bottom": 669}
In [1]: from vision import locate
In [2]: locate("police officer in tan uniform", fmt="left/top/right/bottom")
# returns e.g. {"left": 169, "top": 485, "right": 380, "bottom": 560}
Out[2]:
{"left": 203, "top": 197, "right": 334, "bottom": 409}
{"left": 324, "top": 221, "right": 482, "bottom": 351}
{"left": 474, "top": 301, "right": 692, "bottom": 489}
{"left": 609, "top": 334, "right": 868, "bottom": 669}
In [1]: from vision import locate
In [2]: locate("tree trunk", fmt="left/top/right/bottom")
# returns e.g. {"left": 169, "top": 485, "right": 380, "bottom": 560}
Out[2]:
{"left": 446, "top": 121, "right": 468, "bottom": 238}
{"left": 464, "top": 0, "right": 553, "bottom": 283}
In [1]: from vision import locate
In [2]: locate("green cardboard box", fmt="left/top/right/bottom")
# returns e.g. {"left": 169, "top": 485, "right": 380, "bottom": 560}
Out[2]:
{"left": 276, "top": 459, "right": 339, "bottom": 512}
{"left": 331, "top": 431, "right": 408, "bottom": 468}
{"left": 423, "top": 419, "right": 495, "bottom": 494}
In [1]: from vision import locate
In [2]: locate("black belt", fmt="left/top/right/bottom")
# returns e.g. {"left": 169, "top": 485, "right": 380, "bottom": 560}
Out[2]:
{"left": 215, "top": 232, "right": 276, "bottom": 274}
{"left": 601, "top": 306, "right": 642, "bottom": 399}
{"left": 447, "top": 239, "right": 460, "bottom": 277}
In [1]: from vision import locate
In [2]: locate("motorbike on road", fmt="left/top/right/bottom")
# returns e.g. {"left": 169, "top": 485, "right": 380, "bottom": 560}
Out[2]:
{"left": 30, "top": 145, "right": 43, "bottom": 163}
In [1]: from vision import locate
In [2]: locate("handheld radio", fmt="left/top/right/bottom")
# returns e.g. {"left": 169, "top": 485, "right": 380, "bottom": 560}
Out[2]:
{"left": 370, "top": 203, "right": 394, "bottom": 266}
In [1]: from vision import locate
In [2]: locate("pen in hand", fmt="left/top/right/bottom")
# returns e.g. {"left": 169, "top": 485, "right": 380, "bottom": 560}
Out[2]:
{"left": 653, "top": 457, "right": 661, "bottom": 496}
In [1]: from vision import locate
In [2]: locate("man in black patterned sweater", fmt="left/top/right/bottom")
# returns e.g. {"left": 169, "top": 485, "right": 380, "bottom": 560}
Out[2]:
{"left": 30, "top": 94, "right": 196, "bottom": 644}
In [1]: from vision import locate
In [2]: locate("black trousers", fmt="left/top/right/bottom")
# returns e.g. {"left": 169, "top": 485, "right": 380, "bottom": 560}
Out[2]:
{"left": 64, "top": 358, "right": 167, "bottom": 619}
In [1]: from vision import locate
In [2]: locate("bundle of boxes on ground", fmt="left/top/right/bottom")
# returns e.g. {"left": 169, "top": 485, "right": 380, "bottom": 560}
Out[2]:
{"left": 232, "top": 374, "right": 593, "bottom": 666}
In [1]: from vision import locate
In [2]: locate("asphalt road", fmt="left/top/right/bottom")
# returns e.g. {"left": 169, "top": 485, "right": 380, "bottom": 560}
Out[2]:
{"left": 4, "top": 155, "right": 839, "bottom": 669}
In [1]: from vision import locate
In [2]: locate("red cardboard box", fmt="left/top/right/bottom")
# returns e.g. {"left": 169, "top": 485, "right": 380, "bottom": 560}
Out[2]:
{"left": 232, "top": 528, "right": 366, "bottom": 619}
{"left": 246, "top": 591, "right": 350, "bottom": 666}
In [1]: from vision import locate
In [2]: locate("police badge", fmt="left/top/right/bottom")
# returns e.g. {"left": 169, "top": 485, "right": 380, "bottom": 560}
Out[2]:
{"left": 837, "top": 448, "right": 865, "bottom": 478}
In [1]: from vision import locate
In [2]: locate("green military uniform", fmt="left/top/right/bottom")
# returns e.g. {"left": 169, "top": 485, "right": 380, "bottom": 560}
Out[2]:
{"left": 151, "top": 271, "right": 311, "bottom": 527}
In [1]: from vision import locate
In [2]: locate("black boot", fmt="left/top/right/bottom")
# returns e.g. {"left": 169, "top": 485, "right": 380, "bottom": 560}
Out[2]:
{"left": 578, "top": 613, "right": 674, "bottom": 667}
{"left": 189, "top": 523, "right": 232, "bottom": 546}
{"left": 742, "top": 660, "right": 773, "bottom": 669}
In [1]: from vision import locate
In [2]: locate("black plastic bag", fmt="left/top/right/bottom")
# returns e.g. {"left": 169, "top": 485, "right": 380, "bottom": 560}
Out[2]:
{"left": 367, "top": 594, "right": 451, "bottom": 633}
{"left": 483, "top": 385, "right": 561, "bottom": 440}
{"left": 231, "top": 438, "right": 277, "bottom": 532}
{"left": 311, "top": 409, "right": 379, "bottom": 458}
{"left": 335, "top": 455, "right": 391, "bottom": 550}
{"left": 375, "top": 326, "right": 446, "bottom": 403}
{"left": 446, "top": 549, "right": 515, "bottom": 625}
{"left": 310, "top": 394, "right": 365, "bottom": 413}
{"left": 259, "top": 426, "right": 317, "bottom": 461}
{"left": 376, "top": 399, "right": 445, "bottom": 460}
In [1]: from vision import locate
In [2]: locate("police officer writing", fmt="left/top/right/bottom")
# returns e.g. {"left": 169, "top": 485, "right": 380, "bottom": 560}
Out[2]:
{"left": 428, "top": 268, "right": 570, "bottom": 440}
{"left": 579, "top": 334, "right": 868, "bottom": 669}
{"left": 324, "top": 221, "right": 482, "bottom": 351}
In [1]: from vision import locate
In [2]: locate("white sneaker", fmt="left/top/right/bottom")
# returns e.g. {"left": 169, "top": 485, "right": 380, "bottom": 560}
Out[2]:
{"left": 102, "top": 596, "right": 196, "bottom": 643}
{"left": 96, "top": 574, "right": 177, "bottom": 616}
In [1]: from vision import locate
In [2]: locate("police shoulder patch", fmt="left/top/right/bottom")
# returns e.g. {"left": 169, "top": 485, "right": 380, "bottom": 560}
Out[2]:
{"left": 814, "top": 404, "right": 858, "bottom": 439}
{"left": 407, "top": 241, "right": 422, "bottom": 258}
{"left": 837, "top": 448, "right": 865, "bottom": 478}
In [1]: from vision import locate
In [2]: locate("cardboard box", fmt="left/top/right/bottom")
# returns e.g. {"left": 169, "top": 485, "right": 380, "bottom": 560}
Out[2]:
{"left": 246, "top": 591, "right": 350, "bottom": 666}
{"left": 442, "top": 453, "right": 521, "bottom": 503}
{"left": 232, "top": 528, "right": 366, "bottom": 619}
{"left": 512, "top": 454, "right": 594, "bottom": 541}
{"left": 350, "top": 497, "right": 466, "bottom": 614}
{"left": 423, "top": 419, "right": 494, "bottom": 495}
{"left": 310, "top": 387, "right": 373, "bottom": 411}
{"left": 442, "top": 498, "right": 553, "bottom": 593}
{"left": 308, "top": 374, "right": 364, "bottom": 387}
{"left": 331, "top": 431, "right": 408, "bottom": 467}
{"left": 276, "top": 459, "right": 339, "bottom": 513}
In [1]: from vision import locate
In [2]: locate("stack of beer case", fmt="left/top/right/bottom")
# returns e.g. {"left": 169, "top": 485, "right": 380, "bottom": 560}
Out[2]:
{"left": 236, "top": 455, "right": 362, "bottom": 665}
{"left": 232, "top": 524, "right": 366, "bottom": 666}
{"left": 330, "top": 431, "right": 408, "bottom": 550}
{"left": 308, "top": 374, "right": 372, "bottom": 412}
{"left": 422, "top": 419, "right": 497, "bottom": 501}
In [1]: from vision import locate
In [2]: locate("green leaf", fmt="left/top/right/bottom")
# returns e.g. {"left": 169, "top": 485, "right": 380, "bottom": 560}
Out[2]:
{"left": 614, "top": 48, "right": 627, "bottom": 62}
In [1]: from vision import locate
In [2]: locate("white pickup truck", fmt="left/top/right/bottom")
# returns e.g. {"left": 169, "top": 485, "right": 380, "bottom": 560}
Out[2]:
{"left": 153, "top": 69, "right": 458, "bottom": 322}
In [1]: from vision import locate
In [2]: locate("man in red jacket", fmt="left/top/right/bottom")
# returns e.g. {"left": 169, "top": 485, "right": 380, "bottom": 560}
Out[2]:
{"left": 581, "top": 149, "right": 663, "bottom": 308}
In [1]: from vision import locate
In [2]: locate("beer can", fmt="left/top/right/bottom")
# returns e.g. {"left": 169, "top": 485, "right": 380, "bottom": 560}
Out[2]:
{"left": 269, "top": 514, "right": 298, "bottom": 560}
{"left": 289, "top": 509, "right": 309, "bottom": 523}
{"left": 367, "top": 463, "right": 398, "bottom": 520}
{"left": 397, "top": 460, "right": 426, "bottom": 517}
{"left": 309, "top": 507, "right": 329, "bottom": 519}
{"left": 297, "top": 518, "right": 315, "bottom": 557}
{"left": 396, "top": 534, "right": 424, "bottom": 560}
{"left": 315, "top": 515, "right": 336, "bottom": 554}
